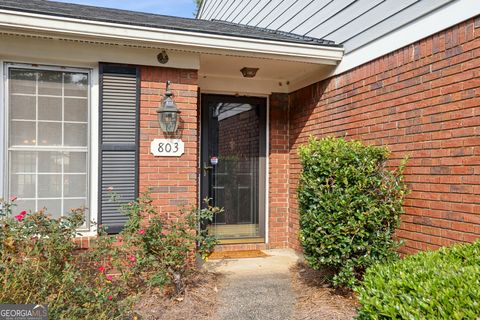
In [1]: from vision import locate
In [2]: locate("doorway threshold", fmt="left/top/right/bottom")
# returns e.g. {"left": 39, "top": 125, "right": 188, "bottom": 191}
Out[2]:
{"left": 218, "top": 237, "right": 265, "bottom": 245}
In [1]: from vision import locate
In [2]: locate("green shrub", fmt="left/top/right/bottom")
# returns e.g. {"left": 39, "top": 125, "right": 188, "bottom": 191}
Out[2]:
{"left": 0, "top": 206, "right": 129, "bottom": 319}
{"left": 356, "top": 241, "right": 480, "bottom": 319}
{"left": 106, "top": 192, "right": 219, "bottom": 295}
{"left": 0, "top": 192, "right": 219, "bottom": 319}
{"left": 298, "top": 137, "right": 408, "bottom": 287}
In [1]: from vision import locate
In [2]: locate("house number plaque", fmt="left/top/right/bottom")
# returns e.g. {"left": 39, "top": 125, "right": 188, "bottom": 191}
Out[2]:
{"left": 150, "top": 139, "right": 185, "bottom": 157}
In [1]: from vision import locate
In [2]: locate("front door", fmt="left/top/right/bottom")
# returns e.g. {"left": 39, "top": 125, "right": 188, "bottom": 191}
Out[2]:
{"left": 201, "top": 94, "right": 267, "bottom": 243}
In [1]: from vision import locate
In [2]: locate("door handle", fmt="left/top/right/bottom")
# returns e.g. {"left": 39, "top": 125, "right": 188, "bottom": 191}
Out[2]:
{"left": 203, "top": 163, "right": 213, "bottom": 176}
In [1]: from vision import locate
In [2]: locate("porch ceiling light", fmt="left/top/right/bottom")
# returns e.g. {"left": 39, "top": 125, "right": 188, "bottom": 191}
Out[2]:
{"left": 157, "top": 80, "right": 180, "bottom": 134}
{"left": 240, "top": 67, "right": 259, "bottom": 78}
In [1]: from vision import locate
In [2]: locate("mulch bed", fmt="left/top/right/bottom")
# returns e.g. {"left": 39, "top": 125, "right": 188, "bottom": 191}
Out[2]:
{"left": 291, "top": 262, "right": 359, "bottom": 320}
{"left": 134, "top": 271, "right": 222, "bottom": 320}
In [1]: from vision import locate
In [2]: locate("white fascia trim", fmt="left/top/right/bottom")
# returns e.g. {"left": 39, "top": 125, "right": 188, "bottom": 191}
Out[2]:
{"left": 0, "top": 10, "right": 344, "bottom": 65}
{"left": 335, "top": 0, "right": 480, "bottom": 75}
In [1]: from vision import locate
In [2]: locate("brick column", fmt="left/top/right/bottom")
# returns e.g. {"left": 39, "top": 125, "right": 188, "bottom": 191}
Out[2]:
{"left": 268, "top": 93, "right": 290, "bottom": 248}
{"left": 139, "top": 66, "right": 199, "bottom": 220}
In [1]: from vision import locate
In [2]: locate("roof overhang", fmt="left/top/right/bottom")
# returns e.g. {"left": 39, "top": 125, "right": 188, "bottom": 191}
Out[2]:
{"left": 0, "top": 9, "right": 344, "bottom": 65}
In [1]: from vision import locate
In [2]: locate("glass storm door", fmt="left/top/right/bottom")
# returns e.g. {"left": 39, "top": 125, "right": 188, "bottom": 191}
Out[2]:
{"left": 201, "top": 95, "right": 266, "bottom": 243}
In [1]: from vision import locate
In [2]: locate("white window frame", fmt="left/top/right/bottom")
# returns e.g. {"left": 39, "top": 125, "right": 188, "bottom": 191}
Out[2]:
{"left": 2, "top": 62, "right": 96, "bottom": 233}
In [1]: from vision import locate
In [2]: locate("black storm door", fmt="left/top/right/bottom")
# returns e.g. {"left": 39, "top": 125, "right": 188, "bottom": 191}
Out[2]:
{"left": 201, "top": 94, "right": 267, "bottom": 242}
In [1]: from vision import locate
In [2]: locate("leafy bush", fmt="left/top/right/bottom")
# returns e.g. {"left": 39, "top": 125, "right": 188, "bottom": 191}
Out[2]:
{"left": 0, "top": 192, "right": 219, "bottom": 319}
{"left": 298, "top": 137, "right": 408, "bottom": 287}
{"left": 0, "top": 205, "right": 129, "bottom": 319}
{"left": 104, "top": 192, "right": 220, "bottom": 295}
{"left": 356, "top": 241, "right": 480, "bottom": 319}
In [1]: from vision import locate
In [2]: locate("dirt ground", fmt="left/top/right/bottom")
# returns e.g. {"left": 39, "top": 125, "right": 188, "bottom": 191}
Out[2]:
{"left": 135, "top": 271, "right": 222, "bottom": 320}
{"left": 291, "top": 262, "right": 359, "bottom": 320}
{"left": 134, "top": 259, "right": 358, "bottom": 320}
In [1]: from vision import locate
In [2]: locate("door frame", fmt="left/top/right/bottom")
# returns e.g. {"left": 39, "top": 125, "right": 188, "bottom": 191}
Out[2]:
{"left": 199, "top": 93, "right": 268, "bottom": 244}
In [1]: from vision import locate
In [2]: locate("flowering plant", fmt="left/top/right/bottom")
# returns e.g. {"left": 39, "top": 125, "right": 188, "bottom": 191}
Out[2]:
{"left": 0, "top": 198, "right": 127, "bottom": 319}
{"left": 0, "top": 191, "right": 219, "bottom": 318}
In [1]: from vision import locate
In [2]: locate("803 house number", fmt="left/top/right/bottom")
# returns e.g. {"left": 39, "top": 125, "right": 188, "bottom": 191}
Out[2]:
{"left": 150, "top": 139, "right": 185, "bottom": 157}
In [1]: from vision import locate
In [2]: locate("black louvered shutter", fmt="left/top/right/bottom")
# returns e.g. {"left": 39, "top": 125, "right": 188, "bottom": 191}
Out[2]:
{"left": 99, "top": 64, "right": 139, "bottom": 234}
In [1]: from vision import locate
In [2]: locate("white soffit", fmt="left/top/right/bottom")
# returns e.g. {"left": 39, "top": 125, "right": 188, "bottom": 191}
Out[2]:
{"left": 198, "top": 53, "right": 335, "bottom": 94}
{"left": 0, "top": 9, "right": 344, "bottom": 65}
{"left": 0, "top": 32, "right": 200, "bottom": 70}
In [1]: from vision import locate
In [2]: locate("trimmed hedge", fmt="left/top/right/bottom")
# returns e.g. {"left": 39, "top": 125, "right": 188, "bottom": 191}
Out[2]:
{"left": 356, "top": 241, "right": 480, "bottom": 319}
{"left": 298, "top": 137, "right": 408, "bottom": 287}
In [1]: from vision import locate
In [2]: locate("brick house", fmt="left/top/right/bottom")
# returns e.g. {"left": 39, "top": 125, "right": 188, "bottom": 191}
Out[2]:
{"left": 0, "top": 0, "right": 479, "bottom": 254}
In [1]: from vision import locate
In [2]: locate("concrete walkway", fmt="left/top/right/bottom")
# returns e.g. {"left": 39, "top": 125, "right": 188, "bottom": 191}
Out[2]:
{"left": 206, "top": 249, "right": 301, "bottom": 320}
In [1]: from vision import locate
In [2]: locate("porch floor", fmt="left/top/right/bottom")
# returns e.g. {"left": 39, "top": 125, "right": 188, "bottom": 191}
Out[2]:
{"left": 205, "top": 249, "right": 301, "bottom": 320}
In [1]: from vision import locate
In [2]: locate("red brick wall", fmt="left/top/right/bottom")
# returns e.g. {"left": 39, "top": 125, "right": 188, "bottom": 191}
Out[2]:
{"left": 269, "top": 93, "right": 290, "bottom": 248}
{"left": 139, "top": 66, "right": 199, "bottom": 220}
{"left": 289, "top": 17, "right": 480, "bottom": 253}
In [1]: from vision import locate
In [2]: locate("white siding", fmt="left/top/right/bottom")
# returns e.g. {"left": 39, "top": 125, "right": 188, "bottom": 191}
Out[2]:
{"left": 198, "top": 0, "right": 458, "bottom": 52}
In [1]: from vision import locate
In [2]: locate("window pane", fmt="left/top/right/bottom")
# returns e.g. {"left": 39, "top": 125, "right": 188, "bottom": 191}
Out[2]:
{"left": 64, "top": 73, "right": 88, "bottom": 97}
{"left": 10, "top": 121, "right": 36, "bottom": 146}
{"left": 64, "top": 152, "right": 87, "bottom": 173}
{"left": 64, "top": 198, "right": 87, "bottom": 214}
{"left": 10, "top": 95, "right": 36, "bottom": 120}
{"left": 10, "top": 151, "right": 36, "bottom": 173}
{"left": 64, "top": 174, "right": 87, "bottom": 197}
{"left": 13, "top": 200, "right": 36, "bottom": 215}
{"left": 38, "top": 152, "right": 62, "bottom": 173}
{"left": 10, "top": 69, "right": 36, "bottom": 94}
{"left": 38, "top": 71, "right": 62, "bottom": 96}
{"left": 8, "top": 67, "right": 90, "bottom": 224}
{"left": 11, "top": 174, "right": 36, "bottom": 198}
{"left": 64, "top": 198, "right": 87, "bottom": 226}
{"left": 38, "top": 174, "right": 62, "bottom": 198}
{"left": 38, "top": 199, "right": 62, "bottom": 219}
{"left": 38, "top": 96, "right": 62, "bottom": 121}
{"left": 38, "top": 122, "right": 62, "bottom": 146}
{"left": 64, "top": 98, "right": 87, "bottom": 122}
{"left": 64, "top": 123, "right": 87, "bottom": 146}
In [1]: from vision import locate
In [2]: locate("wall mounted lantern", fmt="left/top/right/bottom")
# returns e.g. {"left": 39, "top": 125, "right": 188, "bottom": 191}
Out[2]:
{"left": 240, "top": 67, "right": 259, "bottom": 78}
{"left": 157, "top": 80, "right": 180, "bottom": 134}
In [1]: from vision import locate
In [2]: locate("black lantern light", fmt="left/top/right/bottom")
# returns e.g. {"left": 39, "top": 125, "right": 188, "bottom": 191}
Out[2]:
{"left": 240, "top": 67, "right": 259, "bottom": 78}
{"left": 156, "top": 80, "right": 180, "bottom": 133}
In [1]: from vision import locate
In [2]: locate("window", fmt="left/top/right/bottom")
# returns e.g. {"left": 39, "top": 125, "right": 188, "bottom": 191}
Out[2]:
{"left": 6, "top": 65, "right": 90, "bottom": 226}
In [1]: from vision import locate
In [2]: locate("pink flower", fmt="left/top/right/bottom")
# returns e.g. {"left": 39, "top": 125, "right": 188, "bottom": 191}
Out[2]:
{"left": 98, "top": 266, "right": 106, "bottom": 273}
{"left": 138, "top": 229, "right": 145, "bottom": 235}
{"left": 128, "top": 255, "right": 136, "bottom": 263}
{"left": 106, "top": 186, "right": 114, "bottom": 192}
{"left": 106, "top": 275, "right": 113, "bottom": 281}
{"left": 108, "top": 295, "right": 113, "bottom": 301}
{"left": 14, "top": 211, "right": 26, "bottom": 221}
{"left": 10, "top": 195, "right": 17, "bottom": 202}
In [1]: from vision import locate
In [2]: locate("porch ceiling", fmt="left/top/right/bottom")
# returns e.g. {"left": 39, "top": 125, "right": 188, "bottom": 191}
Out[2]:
{"left": 198, "top": 53, "right": 336, "bottom": 95}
